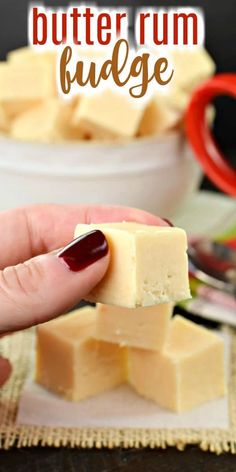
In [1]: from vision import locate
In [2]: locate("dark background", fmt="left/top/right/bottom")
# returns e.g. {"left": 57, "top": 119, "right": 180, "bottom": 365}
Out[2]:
{"left": 0, "top": 0, "right": 236, "bottom": 193}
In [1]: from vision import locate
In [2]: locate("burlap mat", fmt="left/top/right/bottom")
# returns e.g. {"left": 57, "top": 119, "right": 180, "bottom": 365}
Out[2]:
{"left": 0, "top": 327, "right": 236, "bottom": 453}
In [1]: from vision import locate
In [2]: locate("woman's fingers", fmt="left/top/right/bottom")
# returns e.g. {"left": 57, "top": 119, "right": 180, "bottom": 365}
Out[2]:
{"left": 0, "top": 357, "right": 11, "bottom": 387}
{"left": 0, "top": 204, "right": 169, "bottom": 269}
{"left": 0, "top": 230, "right": 109, "bottom": 334}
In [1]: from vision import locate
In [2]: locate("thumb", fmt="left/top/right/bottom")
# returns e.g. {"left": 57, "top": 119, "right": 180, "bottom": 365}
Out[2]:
{"left": 0, "top": 230, "right": 109, "bottom": 334}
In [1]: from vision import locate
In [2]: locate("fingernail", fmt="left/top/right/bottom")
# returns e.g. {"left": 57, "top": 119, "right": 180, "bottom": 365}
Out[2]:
{"left": 0, "top": 357, "right": 12, "bottom": 385}
{"left": 57, "top": 230, "right": 108, "bottom": 272}
{"left": 162, "top": 218, "right": 174, "bottom": 227}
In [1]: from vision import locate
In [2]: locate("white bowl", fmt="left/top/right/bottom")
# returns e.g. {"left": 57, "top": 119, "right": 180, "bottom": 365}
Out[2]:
{"left": 0, "top": 131, "right": 201, "bottom": 216}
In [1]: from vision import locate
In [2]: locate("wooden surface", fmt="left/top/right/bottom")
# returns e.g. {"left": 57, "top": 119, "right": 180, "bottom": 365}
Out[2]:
{"left": 1, "top": 447, "right": 236, "bottom": 471}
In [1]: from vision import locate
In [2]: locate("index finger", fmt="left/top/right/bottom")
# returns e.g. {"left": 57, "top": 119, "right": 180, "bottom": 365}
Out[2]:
{"left": 0, "top": 204, "right": 168, "bottom": 269}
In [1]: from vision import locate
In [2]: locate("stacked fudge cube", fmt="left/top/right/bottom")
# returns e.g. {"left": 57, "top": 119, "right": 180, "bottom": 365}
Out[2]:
{"left": 36, "top": 223, "right": 226, "bottom": 412}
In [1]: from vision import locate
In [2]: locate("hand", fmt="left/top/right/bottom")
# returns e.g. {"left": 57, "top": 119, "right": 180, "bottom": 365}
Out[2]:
{"left": 0, "top": 204, "right": 169, "bottom": 386}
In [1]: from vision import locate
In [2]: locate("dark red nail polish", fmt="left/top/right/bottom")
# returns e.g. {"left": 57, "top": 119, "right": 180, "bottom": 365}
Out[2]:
{"left": 57, "top": 230, "right": 108, "bottom": 272}
{"left": 162, "top": 218, "right": 174, "bottom": 227}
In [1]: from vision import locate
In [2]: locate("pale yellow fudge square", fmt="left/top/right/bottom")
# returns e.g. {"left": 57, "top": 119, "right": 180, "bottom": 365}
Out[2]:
{"left": 10, "top": 99, "right": 73, "bottom": 142}
{"left": 171, "top": 47, "right": 215, "bottom": 93}
{"left": 139, "top": 94, "right": 180, "bottom": 136}
{"left": 7, "top": 46, "right": 34, "bottom": 63}
{"left": 164, "top": 86, "right": 190, "bottom": 113}
{"left": 161, "top": 47, "right": 215, "bottom": 113}
{"left": 4, "top": 49, "right": 57, "bottom": 116}
{"left": 74, "top": 223, "right": 191, "bottom": 308}
{"left": 3, "top": 99, "right": 43, "bottom": 120}
{"left": 72, "top": 90, "right": 145, "bottom": 139}
{"left": 7, "top": 47, "right": 56, "bottom": 67}
{"left": 36, "top": 307, "right": 126, "bottom": 401}
{"left": 128, "top": 316, "right": 226, "bottom": 412}
{"left": 0, "top": 60, "right": 56, "bottom": 102}
{"left": 95, "top": 303, "right": 173, "bottom": 350}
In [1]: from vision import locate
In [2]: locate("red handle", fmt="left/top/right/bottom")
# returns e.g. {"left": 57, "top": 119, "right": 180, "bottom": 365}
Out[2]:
{"left": 186, "top": 74, "right": 236, "bottom": 196}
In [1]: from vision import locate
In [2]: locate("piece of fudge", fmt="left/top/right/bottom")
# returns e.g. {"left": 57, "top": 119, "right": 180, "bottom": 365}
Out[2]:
{"left": 3, "top": 99, "right": 42, "bottom": 120}
{"left": 72, "top": 90, "right": 145, "bottom": 139}
{"left": 95, "top": 303, "right": 173, "bottom": 350}
{"left": 139, "top": 94, "right": 180, "bottom": 136}
{"left": 10, "top": 99, "right": 73, "bottom": 142}
{"left": 162, "top": 47, "right": 215, "bottom": 113}
{"left": 7, "top": 47, "right": 56, "bottom": 67}
{"left": 0, "top": 59, "right": 56, "bottom": 102}
{"left": 171, "top": 47, "right": 215, "bottom": 93}
{"left": 74, "top": 223, "right": 191, "bottom": 307}
{"left": 36, "top": 307, "right": 126, "bottom": 401}
{"left": 164, "top": 86, "right": 190, "bottom": 113}
{"left": 7, "top": 46, "right": 34, "bottom": 63}
{"left": 128, "top": 315, "right": 226, "bottom": 412}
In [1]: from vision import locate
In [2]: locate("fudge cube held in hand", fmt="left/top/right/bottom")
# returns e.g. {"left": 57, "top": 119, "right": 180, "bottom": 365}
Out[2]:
{"left": 128, "top": 316, "right": 226, "bottom": 412}
{"left": 36, "top": 307, "right": 126, "bottom": 401}
{"left": 74, "top": 223, "right": 191, "bottom": 308}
